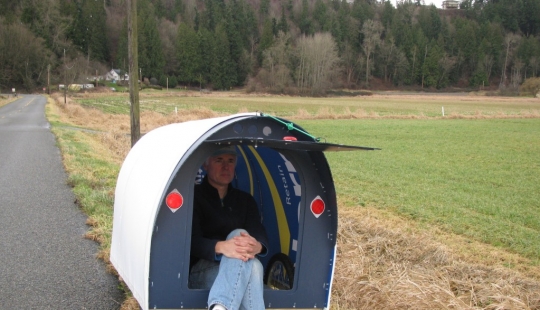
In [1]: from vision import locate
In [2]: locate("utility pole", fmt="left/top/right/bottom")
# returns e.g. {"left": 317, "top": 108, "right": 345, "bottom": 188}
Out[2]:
{"left": 47, "top": 64, "right": 50, "bottom": 95}
{"left": 127, "top": 0, "right": 140, "bottom": 147}
{"left": 64, "top": 49, "right": 67, "bottom": 104}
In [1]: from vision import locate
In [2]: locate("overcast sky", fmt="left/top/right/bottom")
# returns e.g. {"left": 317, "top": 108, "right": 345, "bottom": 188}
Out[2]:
{"left": 427, "top": 0, "right": 444, "bottom": 8}
{"left": 393, "top": 1, "right": 446, "bottom": 8}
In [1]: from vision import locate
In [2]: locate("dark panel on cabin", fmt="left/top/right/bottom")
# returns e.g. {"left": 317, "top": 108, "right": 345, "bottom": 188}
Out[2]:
{"left": 206, "top": 116, "right": 317, "bottom": 144}
{"left": 260, "top": 150, "right": 337, "bottom": 309}
{"left": 149, "top": 143, "right": 217, "bottom": 309}
{"left": 148, "top": 116, "right": 337, "bottom": 309}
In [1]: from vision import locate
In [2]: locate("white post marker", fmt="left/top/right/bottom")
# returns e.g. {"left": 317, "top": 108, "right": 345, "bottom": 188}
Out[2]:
{"left": 442, "top": 106, "right": 445, "bottom": 117}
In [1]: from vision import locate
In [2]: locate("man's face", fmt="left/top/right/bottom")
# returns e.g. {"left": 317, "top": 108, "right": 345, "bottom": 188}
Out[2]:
{"left": 204, "top": 154, "right": 237, "bottom": 189}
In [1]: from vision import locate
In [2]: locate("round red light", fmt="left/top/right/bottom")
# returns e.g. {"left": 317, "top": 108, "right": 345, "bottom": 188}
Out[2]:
{"left": 311, "top": 197, "right": 325, "bottom": 216}
{"left": 166, "top": 191, "right": 183, "bottom": 210}
{"left": 283, "top": 136, "right": 297, "bottom": 141}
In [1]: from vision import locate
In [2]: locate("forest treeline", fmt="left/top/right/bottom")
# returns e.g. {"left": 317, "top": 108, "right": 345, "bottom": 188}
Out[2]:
{"left": 0, "top": 0, "right": 539, "bottom": 94}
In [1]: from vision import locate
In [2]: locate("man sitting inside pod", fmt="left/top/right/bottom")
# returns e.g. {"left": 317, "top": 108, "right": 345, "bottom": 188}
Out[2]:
{"left": 190, "top": 146, "right": 269, "bottom": 310}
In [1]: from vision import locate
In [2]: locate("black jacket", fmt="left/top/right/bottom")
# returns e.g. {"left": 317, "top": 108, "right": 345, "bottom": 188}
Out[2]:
{"left": 191, "top": 177, "right": 269, "bottom": 264}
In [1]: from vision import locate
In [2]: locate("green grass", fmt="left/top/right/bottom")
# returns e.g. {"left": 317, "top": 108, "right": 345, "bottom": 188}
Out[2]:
{"left": 295, "top": 118, "right": 540, "bottom": 262}
{"left": 50, "top": 125, "right": 120, "bottom": 250}
{"left": 56, "top": 94, "right": 540, "bottom": 264}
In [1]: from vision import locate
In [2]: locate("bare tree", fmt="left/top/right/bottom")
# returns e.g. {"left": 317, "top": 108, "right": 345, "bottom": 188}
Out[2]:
{"left": 341, "top": 43, "right": 362, "bottom": 89}
{"left": 261, "top": 32, "right": 293, "bottom": 92}
{"left": 483, "top": 54, "right": 494, "bottom": 81}
{"left": 393, "top": 50, "right": 409, "bottom": 86}
{"left": 410, "top": 45, "right": 418, "bottom": 83}
{"left": 437, "top": 53, "right": 457, "bottom": 86}
{"left": 0, "top": 20, "right": 52, "bottom": 91}
{"left": 421, "top": 44, "right": 428, "bottom": 88}
{"left": 500, "top": 33, "right": 521, "bottom": 88}
{"left": 159, "top": 19, "right": 179, "bottom": 76}
{"left": 511, "top": 60, "right": 524, "bottom": 91}
{"left": 530, "top": 56, "right": 539, "bottom": 77}
{"left": 295, "top": 32, "right": 339, "bottom": 95}
{"left": 183, "top": 0, "right": 197, "bottom": 25}
{"left": 361, "top": 20, "right": 383, "bottom": 86}
{"left": 22, "top": 0, "right": 69, "bottom": 54}
{"left": 380, "top": 37, "right": 397, "bottom": 83}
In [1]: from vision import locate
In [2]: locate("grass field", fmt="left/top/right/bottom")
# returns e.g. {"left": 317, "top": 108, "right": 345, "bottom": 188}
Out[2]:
{"left": 74, "top": 90, "right": 540, "bottom": 117}
{"left": 72, "top": 91, "right": 540, "bottom": 261}
{"left": 296, "top": 118, "right": 540, "bottom": 262}
{"left": 46, "top": 91, "right": 540, "bottom": 309}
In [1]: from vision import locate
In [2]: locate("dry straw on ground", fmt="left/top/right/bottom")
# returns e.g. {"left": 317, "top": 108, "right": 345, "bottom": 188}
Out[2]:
{"left": 49, "top": 94, "right": 540, "bottom": 310}
{"left": 334, "top": 207, "right": 540, "bottom": 310}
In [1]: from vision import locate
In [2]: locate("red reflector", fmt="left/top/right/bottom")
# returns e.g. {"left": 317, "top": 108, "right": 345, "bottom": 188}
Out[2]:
{"left": 283, "top": 136, "right": 297, "bottom": 141}
{"left": 311, "top": 196, "right": 325, "bottom": 218}
{"left": 166, "top": 189, "right": 183, "bottom": 212}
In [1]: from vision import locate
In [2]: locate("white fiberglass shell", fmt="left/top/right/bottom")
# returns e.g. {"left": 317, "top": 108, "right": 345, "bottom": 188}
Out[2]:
{"left": 110, "top": 113, "right": 256, "bottom": 309}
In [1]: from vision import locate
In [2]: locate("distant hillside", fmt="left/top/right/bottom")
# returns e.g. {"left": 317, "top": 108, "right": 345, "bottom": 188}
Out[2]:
{"left": 0, "top": 0, "right": 538, "bottom": 94}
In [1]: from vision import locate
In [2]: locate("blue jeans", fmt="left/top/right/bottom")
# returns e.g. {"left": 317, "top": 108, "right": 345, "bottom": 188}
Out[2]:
{"left": 189, "top": 229, "right": 265, "bottom": 310}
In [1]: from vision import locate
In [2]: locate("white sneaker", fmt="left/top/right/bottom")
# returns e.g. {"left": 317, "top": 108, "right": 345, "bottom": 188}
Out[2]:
{"left": 211, "top": 304, "right": 226, "bottom": 310}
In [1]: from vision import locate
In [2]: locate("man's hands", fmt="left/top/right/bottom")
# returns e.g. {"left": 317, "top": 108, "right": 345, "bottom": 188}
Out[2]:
{"left": 215, "top": 232, "right": 263, "bottom": 262}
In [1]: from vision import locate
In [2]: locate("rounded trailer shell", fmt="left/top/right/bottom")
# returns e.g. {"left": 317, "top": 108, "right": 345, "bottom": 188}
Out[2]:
{"left": 110, "top": 113, "right": 376, "bottom": 310}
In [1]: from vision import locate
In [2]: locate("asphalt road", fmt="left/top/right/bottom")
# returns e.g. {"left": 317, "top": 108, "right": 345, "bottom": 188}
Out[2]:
{"left": 0, "top": 95, "right": 122, "bottom": 309}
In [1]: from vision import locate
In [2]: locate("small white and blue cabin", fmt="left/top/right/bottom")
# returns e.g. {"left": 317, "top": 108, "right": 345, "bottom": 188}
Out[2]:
{"left": 110, "top": 112, "right": 377, "bottom": 310}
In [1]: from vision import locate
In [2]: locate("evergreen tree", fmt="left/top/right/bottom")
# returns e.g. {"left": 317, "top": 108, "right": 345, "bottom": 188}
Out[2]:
{"left": 517, "top": 35, "right": 540, "bottom": 78}
{"left": 200, "top": 0, "right": 226, "bottom": 32}
{"left": 420, "top": 42, "right": 443, "bottom": 88}
{"left": 138, "top": 0, "right": 165, "bottom": 80}
{"left": 0, "top": 0, "right": 18, "bottom": 21}
{"left": 518, "top": 0, "right": 540, "bottom": 37}
{"left": 0, "top": 0, "right": 538, "bottom": 91}
{"left": 435, "top": 37, "right": 456, "bottom": 88}
{"left": 197, "top": 27, "right": 216, "bottom": 87}
{"left": 331, "top": 0, "right": 354, "bottom": 54}
{"left": 278, "top": 7, "right": 290, "bottom": 34}
{"left": 299, "top": 0, "right": 313, "bottom": 35}
{"left": 169, "top": 75, "right": 178, "bottom": 88}
{"left": 116, "top": 18, "right": 129, "bottom": 72}
{"left": 194, "top": 8, "right": 200, "bottom": 31}
{"left": 18, "top": 0, "right": 70, "bottom": 56}
{"left": 380, "top": 0, "right": 395, "bottom": 29}
{"left": 351, "top": 0, "right": 375, "bottom": 26}
{"left": 259, "top": 18, "right": 275, "bottom": 66}
{"left": 176, "top": 22, "right": 201, "bottom": 84}
{"left": 453, "top": 18, "right": 479, "bottom": 77}
{"left": 313, "top": 0, "right": 330, "bottom": 32}
{"left": 69, "top": 0, "right": 109, "bottom": 62}
{"left": 87, "top": 0, "right": 109, "bottom": 63}
{"left": 417, "top": 5, "right": 442, "bottom": 41}
{"left": 225, "top": 2, "right": 247, "bottom": 85}
{"left": 211, "top": 23, "right": 235, "bottom": 89}
{"left": 410, "top": 26, "right": 429, "bottom": 85}
{"left": 154, "top": 0, "right": 166, "bottom": 20}
{"left": 259, "top": 0, "right": 270, "bottom": 18}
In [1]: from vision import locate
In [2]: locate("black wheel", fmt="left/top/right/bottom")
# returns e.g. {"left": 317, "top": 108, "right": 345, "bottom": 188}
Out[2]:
{"left": 264, "top": 253, "right": 294, "bottom": 290}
